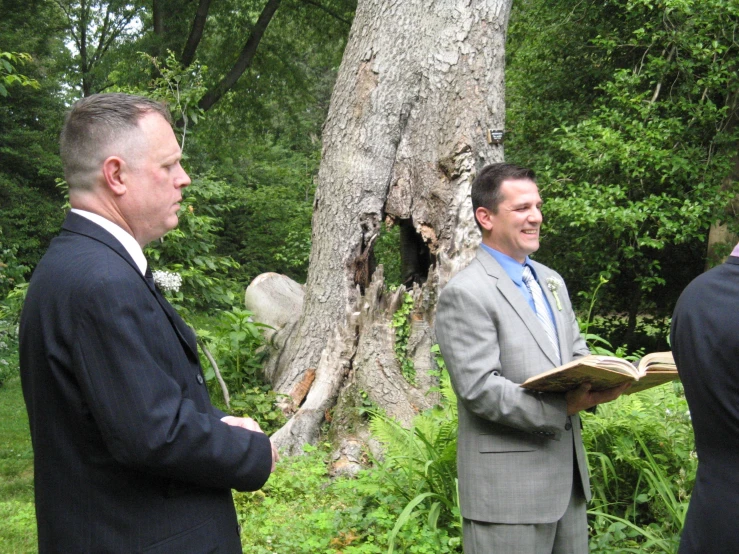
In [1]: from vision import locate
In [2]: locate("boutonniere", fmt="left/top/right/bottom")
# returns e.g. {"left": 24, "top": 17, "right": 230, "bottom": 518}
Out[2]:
{"left": 546, "top": 277, "right": 563, "bottom": 311}
{"left": 152, "top": 270, "right": 182, "bottom": 293}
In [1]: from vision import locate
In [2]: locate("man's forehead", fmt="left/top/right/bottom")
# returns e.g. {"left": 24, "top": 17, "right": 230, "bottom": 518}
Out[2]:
{"left": 500, "top": 178, "right": 540, "bottom": 201}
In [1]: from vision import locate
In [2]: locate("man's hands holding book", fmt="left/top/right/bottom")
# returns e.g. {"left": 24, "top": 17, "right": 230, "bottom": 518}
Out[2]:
{"left": 565, "top": 381, "right": 631, "bottom": 415}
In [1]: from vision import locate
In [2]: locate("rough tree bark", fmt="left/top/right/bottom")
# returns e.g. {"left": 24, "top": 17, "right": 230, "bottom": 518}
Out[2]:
{"left": 268, "top": 0, "right": 513, "bottom": 455}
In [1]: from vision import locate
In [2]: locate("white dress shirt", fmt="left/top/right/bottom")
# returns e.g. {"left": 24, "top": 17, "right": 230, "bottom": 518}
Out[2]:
{"left": 71, "top": 209, "right": 147, "bottom": 275}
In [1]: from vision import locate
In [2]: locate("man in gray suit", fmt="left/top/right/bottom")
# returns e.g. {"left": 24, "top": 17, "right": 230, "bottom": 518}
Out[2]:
{"left": 436, "top": 163, "right": 628, "bottom": 553}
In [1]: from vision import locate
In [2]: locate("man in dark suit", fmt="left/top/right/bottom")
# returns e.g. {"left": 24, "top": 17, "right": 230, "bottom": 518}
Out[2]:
{"left": 670, "top": 242, "right": 739, "bottom": 554}
{"left": 19, "top": 93, "right": 276, "bottom": 553}
{"left": 436, "top": 163, "right": 627, "bottom": 553}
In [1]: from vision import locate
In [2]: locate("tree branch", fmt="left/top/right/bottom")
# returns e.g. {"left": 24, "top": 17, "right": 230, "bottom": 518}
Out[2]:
{"left": 198, "top": 0, "right": 282, "bottom": 112}
{"left": 197, "top": 337, "right": 231, "bottom": 408}
{"left": 152, "top": 0, "right": 164, "bottom": 36}
{"left": 649, "top": 45, "right": 675, "bottom": 104}
{"left": 181, "top": 0, "right": 213, "bottom": 67}
{"left": 300, "top": 0, "right": 351, "bottom": 26}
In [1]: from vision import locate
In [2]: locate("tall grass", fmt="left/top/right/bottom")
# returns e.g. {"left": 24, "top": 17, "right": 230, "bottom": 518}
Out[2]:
{"left": 0, "top": 376, "right": 37, "bottom": 552}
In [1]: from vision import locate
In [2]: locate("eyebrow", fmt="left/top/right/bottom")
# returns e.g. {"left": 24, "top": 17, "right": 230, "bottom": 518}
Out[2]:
{"left": 511, "top": 200, "right": 542, "bottom": 209}
{"left": 163, "top": 152, "right": 182, "bottom": 165}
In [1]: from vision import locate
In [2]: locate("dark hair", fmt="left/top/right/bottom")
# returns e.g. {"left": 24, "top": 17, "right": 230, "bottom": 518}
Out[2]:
{"left": 60, "top": 93, "right": 172, "bottom": 190}
{"left": 471, "top": 163, "right": 537, "bottom": 231}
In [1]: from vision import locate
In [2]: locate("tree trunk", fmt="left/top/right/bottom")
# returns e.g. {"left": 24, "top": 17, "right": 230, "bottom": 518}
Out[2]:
{"left": 705, "top": 144, "right": 739, "bottom": 269}
{"left": 269, "top": 0, "right": 512, "bottom": 455}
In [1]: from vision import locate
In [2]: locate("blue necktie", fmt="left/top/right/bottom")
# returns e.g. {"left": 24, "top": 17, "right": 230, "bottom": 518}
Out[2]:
{"left": 522, "top": 265, "right": 561, "bottom": 364}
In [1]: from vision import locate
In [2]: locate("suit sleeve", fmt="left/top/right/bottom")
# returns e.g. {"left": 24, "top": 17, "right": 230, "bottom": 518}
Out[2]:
{"left": 436, "top": 280, "right": 568, "bottom": 438}
{"left": 72, "top": 271, "right": 272, "bottom": 492}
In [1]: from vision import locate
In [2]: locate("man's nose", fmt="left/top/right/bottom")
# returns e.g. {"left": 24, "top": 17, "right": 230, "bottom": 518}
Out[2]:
{"left": 178, "top": 166, "right": 191, "bottom": 188}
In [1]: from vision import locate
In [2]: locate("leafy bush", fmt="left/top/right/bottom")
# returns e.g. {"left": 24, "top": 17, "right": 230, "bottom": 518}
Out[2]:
{"left": 188, "top": 308, "right": 286, "bottom": 435}
{"left": 0, "top": 278, "right": 27, "bottom": 386}
{"left": 584, "top": 384, "right": 695, "bottom": 552}
{"left": 368, "top": 363, "right": 461, "bottom": 552}
{"left": 235, "top": 444, "right": 461, "bottom": 553}
{"left": 145, "top": 175, "right": 243, "bottom": 314}
{"left": 374, "top": 222, "right": 402, "bottom": 288}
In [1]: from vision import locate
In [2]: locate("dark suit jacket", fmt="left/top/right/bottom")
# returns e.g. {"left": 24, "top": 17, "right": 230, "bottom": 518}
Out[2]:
{"left": 20, "top": 212, "right": 272, "bottom": 553}
{"left": 671, "top": 255, "right": 739, "bottom": 554}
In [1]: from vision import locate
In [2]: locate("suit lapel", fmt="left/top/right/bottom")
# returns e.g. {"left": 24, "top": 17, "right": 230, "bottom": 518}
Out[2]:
{"left": 63, "top": 212, "right": 199, "bottom": 361}
{"left": 476, "top": 249, "right": 561, "bottom": 366}
{"left": 143, "top": 273, "right": 199, "bottom": 360}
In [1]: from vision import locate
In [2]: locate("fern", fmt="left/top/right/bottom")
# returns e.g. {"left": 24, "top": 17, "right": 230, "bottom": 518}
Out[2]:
{"left": 368, "top": 366, "right": 461, "bottom": 552}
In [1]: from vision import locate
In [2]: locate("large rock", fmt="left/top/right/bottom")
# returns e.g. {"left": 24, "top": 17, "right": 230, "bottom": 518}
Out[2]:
{"left": 244, "top": 273, "right": 304, "bottom": 346}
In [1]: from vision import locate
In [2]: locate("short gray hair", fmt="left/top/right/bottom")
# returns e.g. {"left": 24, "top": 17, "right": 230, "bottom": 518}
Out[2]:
{"left": 60, "top": 93, "right": 172, "bottom": 190}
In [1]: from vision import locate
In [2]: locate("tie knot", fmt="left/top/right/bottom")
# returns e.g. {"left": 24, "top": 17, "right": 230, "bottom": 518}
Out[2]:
{"left": 522, "top": 265, "right": 535, "bottom": 284}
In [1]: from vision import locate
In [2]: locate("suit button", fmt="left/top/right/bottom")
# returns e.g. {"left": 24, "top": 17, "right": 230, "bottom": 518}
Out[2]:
{"left": 197, "top": 374, "right": 204, "bottom": 385}
{"left": 565, "top": 422, "right": 572, "bottom": 430}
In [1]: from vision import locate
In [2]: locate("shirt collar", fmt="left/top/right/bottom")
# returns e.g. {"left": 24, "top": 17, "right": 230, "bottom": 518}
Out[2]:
{"left": 732, "top": 242, "right": 739, "bottom": 257}
{"left": 70, "top": 209, "right": 147, "bottom": 275}
{"left": 480, "top": 243, "right": 534, "bottom": 284}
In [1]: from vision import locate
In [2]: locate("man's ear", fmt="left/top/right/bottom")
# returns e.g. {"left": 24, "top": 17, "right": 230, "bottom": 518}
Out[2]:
{"left": 102, "top": 156, "right": 127, "bottom": 197}
{"left": 475, "top": 206, "right": 495, "bottom": 233}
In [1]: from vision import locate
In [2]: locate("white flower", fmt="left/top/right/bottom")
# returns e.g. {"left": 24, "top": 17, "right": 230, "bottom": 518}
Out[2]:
{"left": 545, "top": 277, "right": 564, "bottom": 310}
{"left": 152, "top": 270, "right": 182, "bottom": 293}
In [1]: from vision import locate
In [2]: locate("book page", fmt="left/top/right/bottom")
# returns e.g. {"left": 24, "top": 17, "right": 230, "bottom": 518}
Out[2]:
{"left": 590, "top": 356, "right": 638, "bottom": 378}
{"left": 636, "top": 351, "right": 676, "bottom": 376}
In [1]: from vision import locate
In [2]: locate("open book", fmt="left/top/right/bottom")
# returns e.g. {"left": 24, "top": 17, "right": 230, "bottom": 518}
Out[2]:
{"left": 520, "top": 351, "right": 678, "bottom": 395}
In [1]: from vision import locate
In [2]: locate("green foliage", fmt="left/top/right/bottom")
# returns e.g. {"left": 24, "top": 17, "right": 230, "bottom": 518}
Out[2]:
{"left": 223, "top": 163, "right": 316, "bottom": 284}
{"left": 236, "top": 443, "right": 460, "bottom": 553}
{"left": 507, "top": 0, "right": 739, "bottom": 350}
{"left": 198, "top": 307, "right": 270, "bottom": 389}
{"left": 576, "top": 274, "right": 647, "bottom": 358}
{"left": 145, "top": 175, "right": 242, "bottom": 313}
{"left": 391, "top": 293, "right": 415, "bottom": 384}
{"left": 0, "top": 377, "right": 36, "bottom": 551}
{"left": 0, "top": 283, "right": 27, "bottom": 386}
{"left": 584, "top": 384, "right": 695, "bottom": 552}
{"left": 228, "top": 385, "right": 286, "bottom": 436}
{"left": 368, "top": 370, "right": 461, "bottom": 552}
{"left": 0, "top": 228, "right": 29, "bottom": 300}
{"left": 0, "top": 52, "right": 39, "bottom": 97}
{"left": 0, "top": 14, "right": 66, "bottom": 281}
{"left": 109, "top": 50, "right": 207, "bottom": 150}
{"left": 374, "top": 223, "right": 402, "bottom": 288}
{"left": 191, "top": 308, "right": 286, "bottom": 435}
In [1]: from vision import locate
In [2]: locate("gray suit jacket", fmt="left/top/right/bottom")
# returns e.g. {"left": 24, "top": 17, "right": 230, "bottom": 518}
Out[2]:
{"left": 436, "top": 248, "right": 590, "bottom": 524}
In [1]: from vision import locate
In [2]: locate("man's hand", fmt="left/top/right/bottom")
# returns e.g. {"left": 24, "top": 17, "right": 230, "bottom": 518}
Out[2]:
{"left": 220, "top": 415, "right": 264, "bottom": 433}
{"left": 566, "top": 382, "right": 631, "bottom": 415}
{"left": 269, "top": 439, "right": 279, "bottom": 473}
{"left": 221, "top": 416, "right": 280, "bottom": 472}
